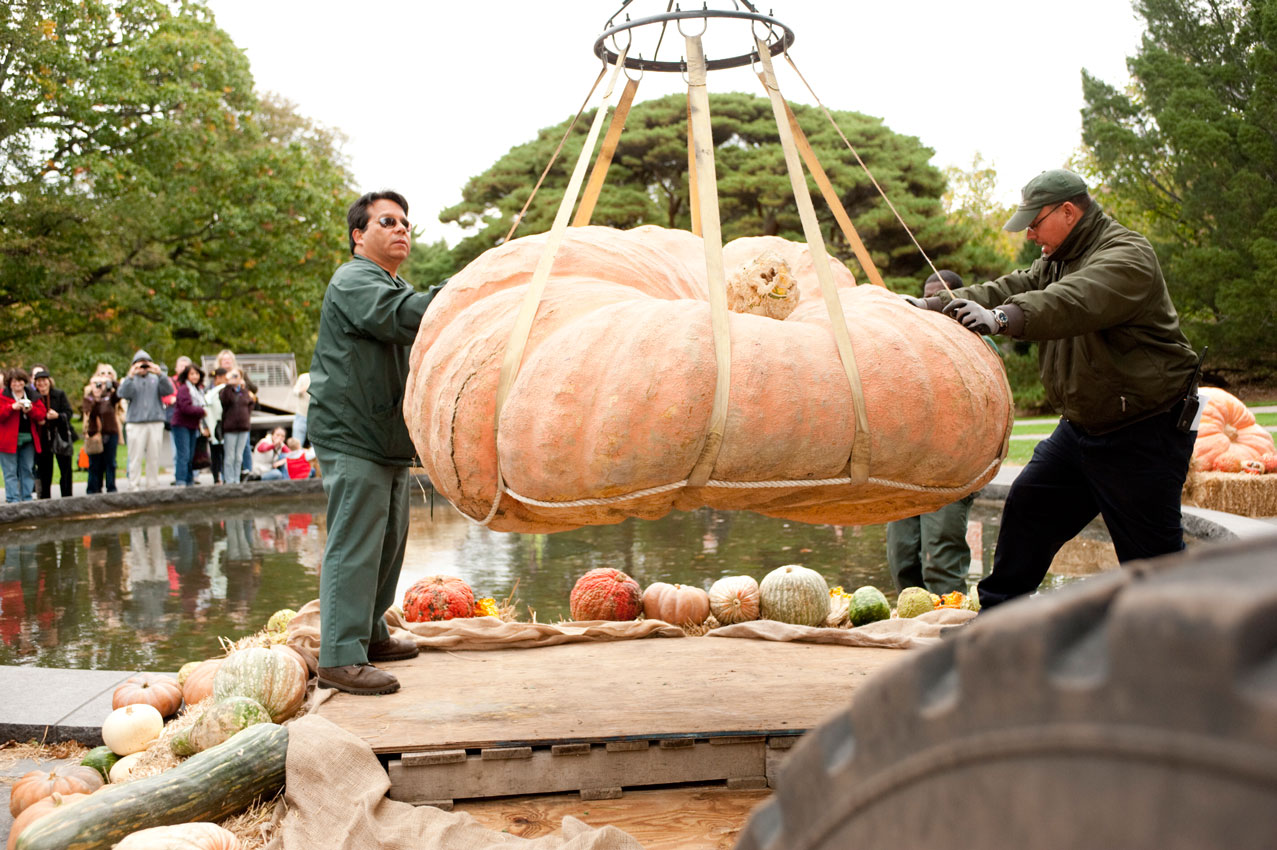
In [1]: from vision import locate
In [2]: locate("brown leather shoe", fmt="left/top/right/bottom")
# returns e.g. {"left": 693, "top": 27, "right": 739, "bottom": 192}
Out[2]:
{"left": 368, "top": 634, "right": 420, "bottom": 662}
{"left": 317, "top": 663, "right": 400, "bottom": 695}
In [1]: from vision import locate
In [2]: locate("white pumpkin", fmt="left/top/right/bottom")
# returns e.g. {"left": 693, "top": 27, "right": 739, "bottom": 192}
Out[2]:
{"left": 114, "top": 822, "right": 242, "bottom": 849}
{"left": 102, "top": 703, "right": 164, "bottom": 755}
{"left": 108, "top": 751, "right": 147, "bottom": 784}
{"left": 707, "top": 575, "right": 761, "bottom": 624}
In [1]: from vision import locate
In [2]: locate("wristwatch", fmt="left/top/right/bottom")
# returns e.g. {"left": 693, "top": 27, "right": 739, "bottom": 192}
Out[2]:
{"left": 991, "top": 307, "right": 1010, "bottom": 335}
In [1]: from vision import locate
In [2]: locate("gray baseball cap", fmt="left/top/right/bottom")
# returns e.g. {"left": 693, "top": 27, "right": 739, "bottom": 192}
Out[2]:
{"left": 1004, "top": 169, "right": 1088, "bottom": 232}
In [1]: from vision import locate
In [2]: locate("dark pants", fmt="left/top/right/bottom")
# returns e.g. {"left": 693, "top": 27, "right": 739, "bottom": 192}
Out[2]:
{"left": 978, "top": 410, "right": 1194, "bottom": 610}
{"left": 887, "top": 494, "right": 975, "bottom": 595}
{"left": 36, "top": 450, "right": 74, "bottom": 499}
{"left": 210, "top": 444, "right": 225, "bottom": 483}
{"left": 172, "top": 426, "right": 196, "bottom": 485}
{"left": 86, "top": 432, "right": 119, "bottom": 494}
{"left": 315, "top": 445, "right": 410, "bottom": 668}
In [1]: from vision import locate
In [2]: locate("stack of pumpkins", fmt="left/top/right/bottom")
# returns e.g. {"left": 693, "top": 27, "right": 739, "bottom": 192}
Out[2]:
{"left": 8, "top": 611, "right": 306, "bottom": 850}
{"left": 567, "top": 565, "right": 893, "bottom": 629}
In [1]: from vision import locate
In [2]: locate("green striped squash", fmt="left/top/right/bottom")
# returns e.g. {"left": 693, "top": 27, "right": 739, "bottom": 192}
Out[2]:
{"left": 759, "top": 564, "right": 830, "bottom": 627}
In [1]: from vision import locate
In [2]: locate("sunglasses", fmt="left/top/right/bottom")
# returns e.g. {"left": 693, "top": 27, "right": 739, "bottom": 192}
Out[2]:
{"left": 373, "top": 215, "right": 410, "bottom": 231}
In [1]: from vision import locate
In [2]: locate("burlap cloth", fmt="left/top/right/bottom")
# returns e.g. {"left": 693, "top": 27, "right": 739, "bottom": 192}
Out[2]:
{"left": 285, "top": 600, "right": 974, "bottom": 673}
{"left": 273, "top": 603, "right": 973, "bottom": 848}
{"left": 265, "top": 714, "right": 643, "bottom": 850}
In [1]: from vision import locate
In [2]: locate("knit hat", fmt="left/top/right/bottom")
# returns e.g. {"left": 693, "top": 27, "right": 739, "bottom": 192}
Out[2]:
{"left": 131, "top": 349, "right": 152, "bottom": 364}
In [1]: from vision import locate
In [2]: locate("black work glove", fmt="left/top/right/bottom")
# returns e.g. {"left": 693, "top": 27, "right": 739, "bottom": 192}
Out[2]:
{"left": 943, "top": 299, "right": 998, "bottom": 334}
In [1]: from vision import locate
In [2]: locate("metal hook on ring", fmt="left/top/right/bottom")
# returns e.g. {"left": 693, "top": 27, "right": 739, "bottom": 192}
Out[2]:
{"left": 677, "top": 13, "right": 708, "bottom": 38}
{"left": 609, "top": 27, "right": 632, "bottom": 55}
{"left": 679, "top": 57, "right": 692, "bottom": 85}
{"left": 624, "top": 54, "right": 644, "bottom": 82}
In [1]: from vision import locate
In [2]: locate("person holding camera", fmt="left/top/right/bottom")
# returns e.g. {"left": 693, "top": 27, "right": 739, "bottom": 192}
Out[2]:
{"left": 117, "top": 349, "right": 175, "bottom": 491}
{"left": 82, "top": 371, "right": 122, "bottom": 494}
{"left": 1, "top": 368, "right": 48, "bottom": 502}
{"left": 31, "top": 368, "right": 75, "bottom": 499}
{"left": 219, "top": 368, "right": 256, "bottom": 484}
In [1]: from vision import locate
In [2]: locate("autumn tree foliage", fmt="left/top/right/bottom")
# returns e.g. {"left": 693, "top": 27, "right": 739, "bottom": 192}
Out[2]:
{"left": 0, "top": 0, "right": 352, "bottom": 376}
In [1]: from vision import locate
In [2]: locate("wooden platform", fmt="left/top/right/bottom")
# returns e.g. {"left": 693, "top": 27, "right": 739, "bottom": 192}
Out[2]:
{"left": 317, "top": 637, "right": 905, "bottom": 805}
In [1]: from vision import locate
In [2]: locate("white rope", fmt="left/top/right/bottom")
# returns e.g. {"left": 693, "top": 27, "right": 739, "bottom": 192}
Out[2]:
{"left": 460, "top": 457, "right": 1003, "bottom": 521}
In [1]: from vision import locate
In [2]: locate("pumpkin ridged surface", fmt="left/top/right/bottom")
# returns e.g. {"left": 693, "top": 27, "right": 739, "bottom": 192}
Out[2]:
{"left": 403, "top": 575, "right": 475, "bottom": 622}
{"left": 114, "top": 822, "right": 241, "bottom": 850}
{"left": 171, "top": 697, "right": 273, "bottom": 757}
{"left": 1193, "top": 388, "right": 1275, "bottom": 470}
{"left": 9, "top": 767, "right": 102, "bottom": 817}
{"left": 708, "top": 575, "right": 761, "bottom": 624}
{"left": 180, "top": 659, "right": 221, "bottom": 707}
{"left": 15, "top": 724, "right": 286, "bottom": 850}
{"left": 759, "top": 564, "right": 830, "bottom": 627}
{"left": 406, "top": 226, "right": 1011, "bottom": 533}
{"left": 569, "top": 568, "right": 642, "bottom": 621}
{"left": 112, "top": 674, "right": 183, "bottom": 717}
{"left": 8, "top": 792, "right": 92, "bottom": 850}
{"left": 642, "top": 582, "right": 711, "bottom": 626}
{"left": 212, "top": 647, "right": 306, "bottom": 723}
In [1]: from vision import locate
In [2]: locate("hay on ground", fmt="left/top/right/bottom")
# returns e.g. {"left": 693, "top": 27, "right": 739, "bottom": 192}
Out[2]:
{"left": 0, "top": 739, "right": 90, "bottom": 780}
{"left": 1183, "top": 470, "right": 1277, "bottom": 518}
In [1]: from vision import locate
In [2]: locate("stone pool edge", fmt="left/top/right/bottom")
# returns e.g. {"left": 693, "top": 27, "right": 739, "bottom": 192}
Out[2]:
{"left": 4, "top": 468, "right": 1272, "bottom": 747}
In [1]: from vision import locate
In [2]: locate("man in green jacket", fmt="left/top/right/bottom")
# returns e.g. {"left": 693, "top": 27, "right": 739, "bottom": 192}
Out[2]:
{"left": 906, "top": 169, "right": 1199, "bottom": 610}
{"left": 310, "top": 190, "right": 445, "bottom": 694}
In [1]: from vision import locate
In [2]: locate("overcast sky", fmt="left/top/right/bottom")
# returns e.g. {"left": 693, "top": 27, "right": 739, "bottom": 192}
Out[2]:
{"left": 205, "top": 0, "right": 1146, "bottom": 245}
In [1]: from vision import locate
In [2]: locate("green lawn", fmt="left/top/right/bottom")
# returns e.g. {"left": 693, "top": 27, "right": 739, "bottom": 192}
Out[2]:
{"left": 1254, "top": 412, "right": 1277, "bottom": 427}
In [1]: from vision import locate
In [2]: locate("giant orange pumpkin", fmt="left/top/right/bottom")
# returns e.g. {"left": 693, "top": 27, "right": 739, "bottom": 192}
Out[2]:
{"left": 405, "top": 226, "right": 1011, "bottom": 533}
{"left": 1193, "top": 388, "right": 1274, "bottom": 471}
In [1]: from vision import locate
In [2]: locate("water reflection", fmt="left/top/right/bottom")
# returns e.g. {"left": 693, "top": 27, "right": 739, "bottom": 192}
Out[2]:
{"left": 0, "top": 493, "right": 1111, "bottom": 671}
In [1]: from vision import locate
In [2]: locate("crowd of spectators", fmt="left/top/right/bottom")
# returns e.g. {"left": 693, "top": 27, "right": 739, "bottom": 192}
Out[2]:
{"left": 1, "top": 349, "right": 314, "bottom": 502}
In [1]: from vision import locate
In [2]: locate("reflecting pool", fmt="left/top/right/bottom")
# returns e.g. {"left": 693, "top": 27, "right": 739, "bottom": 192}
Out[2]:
{"left": 0, "top": 492, "right": 1109, "bottom": 671}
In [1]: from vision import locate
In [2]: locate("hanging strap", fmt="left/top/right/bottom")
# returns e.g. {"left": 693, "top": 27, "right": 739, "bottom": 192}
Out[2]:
{"left": 479, "top": 46, "right": 631, "bottom": 525}
{"left": 573, "top": 76, "right": 640, "bottom": 227}
{"left": 684, "top": 33, "right": 731, "bottom": 489}
{"left": 756, "top": 36, "right": 871, "bottom": 484}
{"left": 686, "top": 97, "right": 702, "bottom": 236}
{"left": 763, "top": 84, "right": 886, "bottom": 289}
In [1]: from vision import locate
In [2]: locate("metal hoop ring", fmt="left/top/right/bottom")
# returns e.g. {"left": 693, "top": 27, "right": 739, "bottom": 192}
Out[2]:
{"left": 593, "top": 9, "right": 795, "bottom": 73}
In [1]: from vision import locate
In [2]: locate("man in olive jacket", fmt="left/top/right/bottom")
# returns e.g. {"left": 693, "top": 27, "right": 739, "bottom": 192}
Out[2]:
{"left": 309, "top": 190, "right": 444, "bottom": 695}
{"left": 907, "top": 169, "right": 1198, "bottom": 610}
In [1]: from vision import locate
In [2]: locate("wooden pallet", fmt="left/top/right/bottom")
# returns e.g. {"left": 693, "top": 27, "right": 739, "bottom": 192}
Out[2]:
{"left": 316, "top": 637, "right": 904, "bottom": 804}
{"left": 387, "top": 735, "right": 796, "bottom": 807}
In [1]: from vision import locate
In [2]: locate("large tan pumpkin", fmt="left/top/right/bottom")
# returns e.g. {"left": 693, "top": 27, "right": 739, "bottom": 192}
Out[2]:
{"left": 406, "top": 226, "right": 1012, "bottom": 532}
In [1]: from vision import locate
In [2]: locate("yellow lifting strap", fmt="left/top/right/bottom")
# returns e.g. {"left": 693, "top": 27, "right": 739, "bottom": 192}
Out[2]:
{"left": 686, "top": 98, "right": 702, "bottom": 237}
{"left": 755, "top": 35, "right": 872, "bottom": 484}
{"left": 684, "top": 33, "right": 732, "bottom": 489}
{"left": 484, "top": 47, "right": 631, "bottom": 523}
{"left": 573, "top": 75, "right": 640, "bottom": 227}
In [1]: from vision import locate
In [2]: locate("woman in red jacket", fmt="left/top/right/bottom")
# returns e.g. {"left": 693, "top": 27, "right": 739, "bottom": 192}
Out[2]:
{"left": 1, "top": 368, "right": 48, "bottom": 502}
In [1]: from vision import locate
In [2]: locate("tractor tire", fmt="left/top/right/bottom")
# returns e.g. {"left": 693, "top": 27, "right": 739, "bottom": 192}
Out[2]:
{"left": 735, "top": 533, "right": 1277, "bottom": 850}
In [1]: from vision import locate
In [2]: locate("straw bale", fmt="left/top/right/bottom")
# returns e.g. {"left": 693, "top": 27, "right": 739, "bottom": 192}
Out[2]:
{"left": 1182, "top": 470, "right": 1277, "bottom": 518}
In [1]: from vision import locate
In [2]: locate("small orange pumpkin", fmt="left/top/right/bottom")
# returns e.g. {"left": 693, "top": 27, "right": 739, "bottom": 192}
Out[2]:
{"left": 642, "top": 582, "right": 711, "bottom": 626}
{"left": 113, "top": 673, "right": 183, "bottom": 717}
{"left": 181, "top": 659, "right": 222, "bottom": 706}
{"left": 8, "top": 765, "right": 102, "bottom": 817}
{"left": 7, "top": 791, "right": 92, "bottom": 850}
{"left": 1193, "top": 389, "right": 1275, "bottom": 470}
